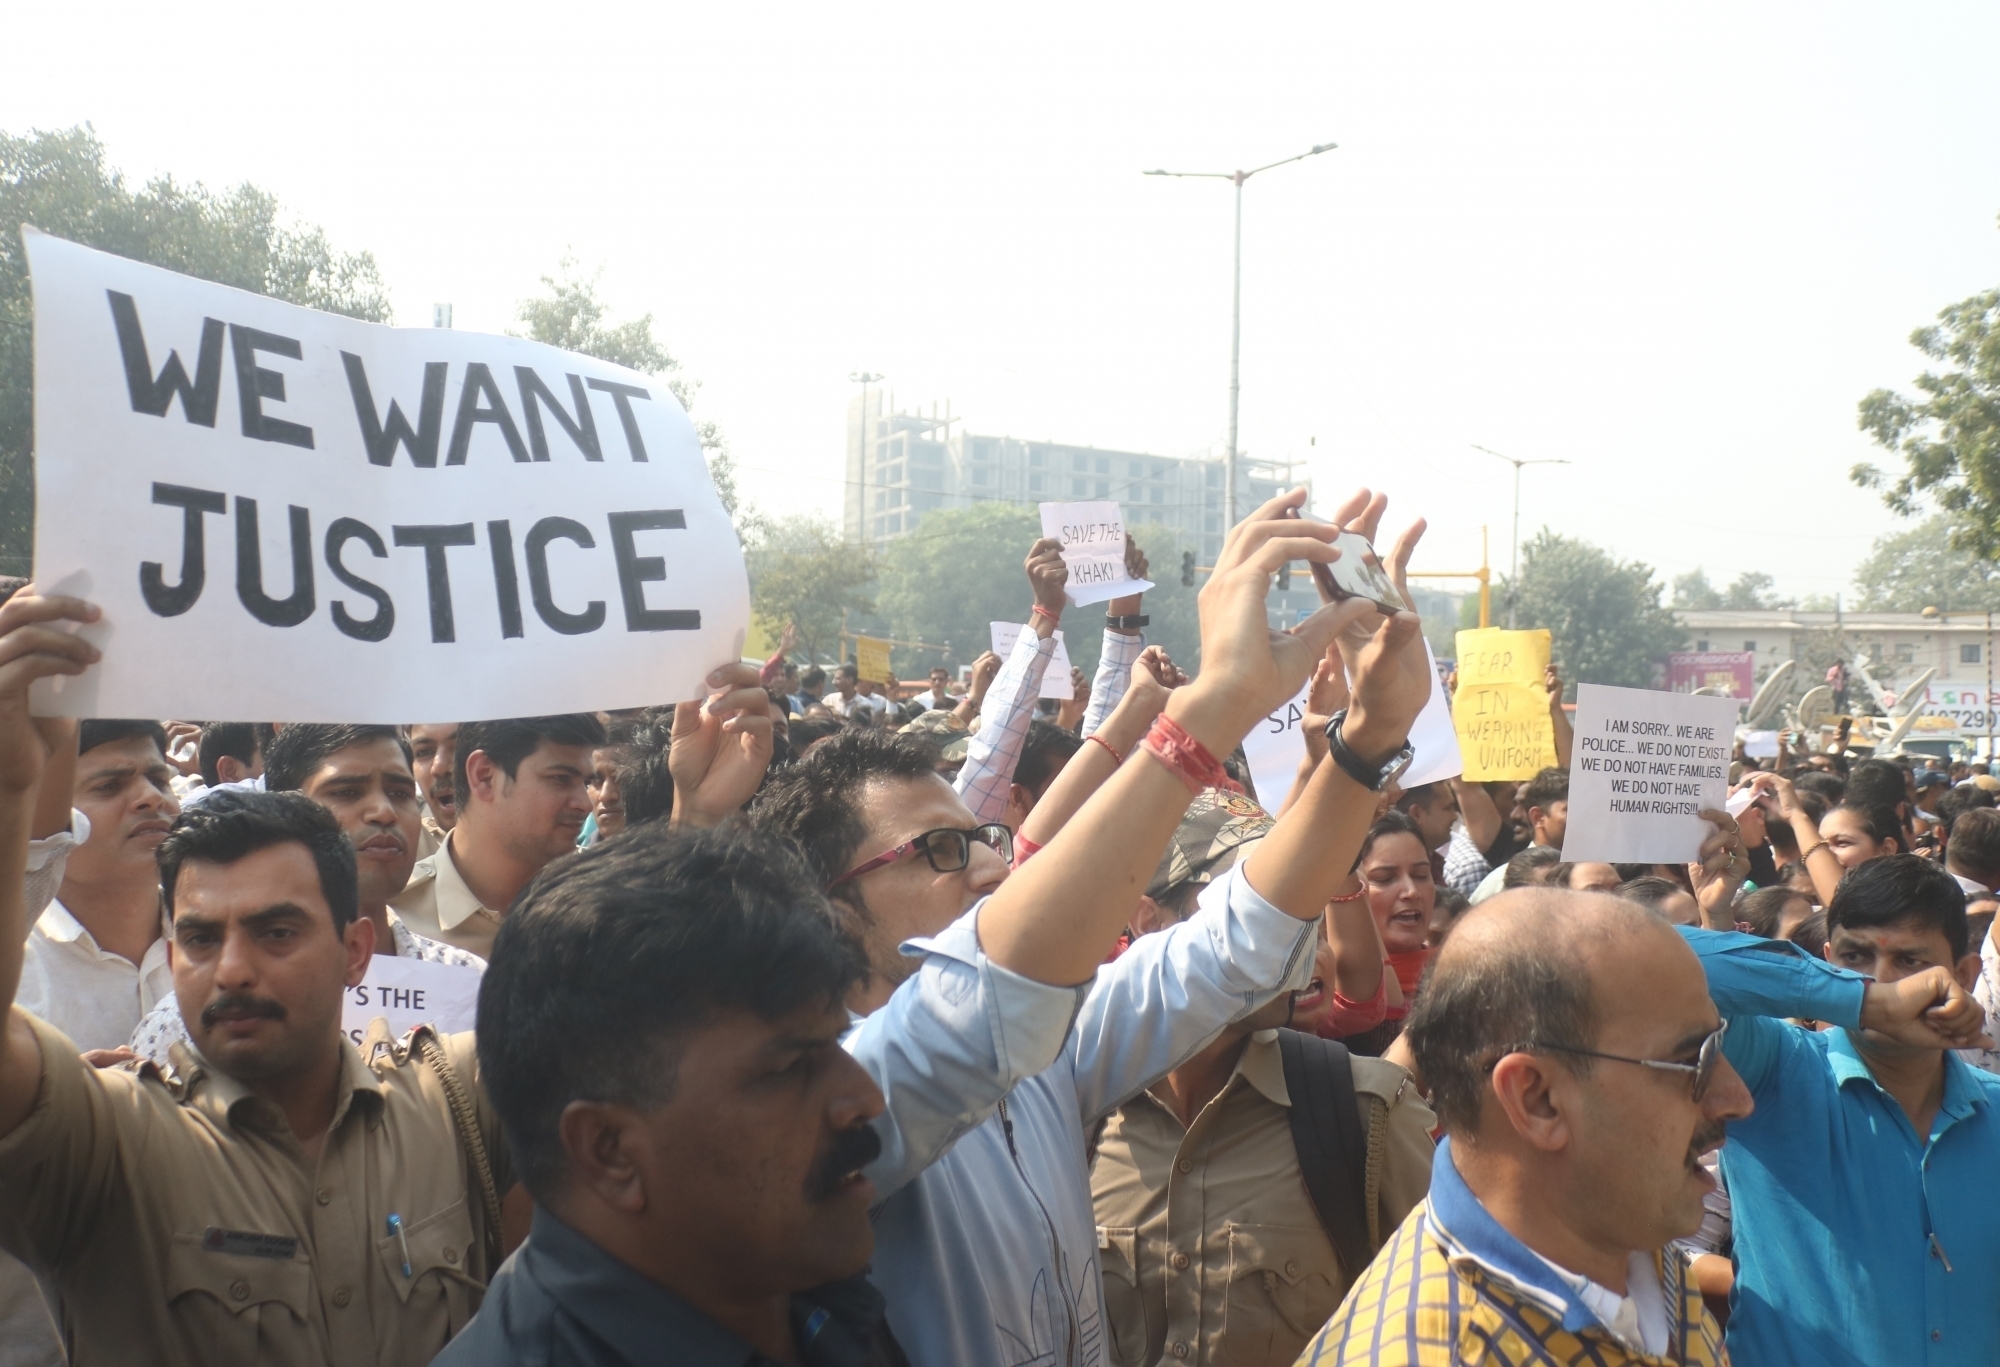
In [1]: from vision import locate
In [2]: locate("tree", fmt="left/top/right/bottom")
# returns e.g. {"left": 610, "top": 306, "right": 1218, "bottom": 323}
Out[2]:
{"left": 1672, "top": 569, "right": 1724, "bottom": 610}
{"left": 1508, "top": 530, "right": 1687, "bottom": 697}
{"left": 1850, "top": 513, "right": 2000, "bottom": 612}
{"left": 514, "top": 257, "right": 740, "bottom": 518}
{"left": 742, "top": 514, "right": 876, "bottom": 664}
{"left": 1852, "top": 279, "right": 2000, "bottom": 558}
{"left": 870, "top": 504, "right": 1202, "bottom": 682}
{"left": 1, "top": 125, "right": 391, "bottom": 573}
{"left": 1721, "top": 571, "right": 1793, "bottom": 611}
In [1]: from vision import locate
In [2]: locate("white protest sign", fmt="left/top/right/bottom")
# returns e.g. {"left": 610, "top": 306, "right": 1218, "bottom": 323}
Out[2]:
{"left": 342, "top": 954, "right": 482, "bottom": 1048}
{"left": 1401, "top": 644, "right": 1463, "bottom": 789}
{"left": 25, "top": 229, "right": 748, "bottom": 723}
{"left": 989, "top": 622, "right": 1075, "bottom": 700}
{"left": 1562, "top": 683, "right": 1739, "bottom": 864}
{"left": 1240, "top": 678, "right": 1312, "bottom": 810}
{"left": 1741, "top": 729, "right": 1780, "bottom": 759}
{"left": 1038, "top": 501, "right": 1155, "bottom": 607}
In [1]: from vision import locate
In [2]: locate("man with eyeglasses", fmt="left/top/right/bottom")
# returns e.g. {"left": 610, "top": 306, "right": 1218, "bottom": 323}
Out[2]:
{"left": 1296, "top": 879, "right": 1984, "bottom": 1367}
{"left": 748, "top": 489, "right": 1437, "bottom": 1367}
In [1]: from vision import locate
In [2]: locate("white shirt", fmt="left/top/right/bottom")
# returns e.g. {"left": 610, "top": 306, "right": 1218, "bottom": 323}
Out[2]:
{"left": 17, "top": 899, "right": 174, "bottom": 1053}
{"left": 1530, "top": 1248, "right": 1669, "bottom": 1357}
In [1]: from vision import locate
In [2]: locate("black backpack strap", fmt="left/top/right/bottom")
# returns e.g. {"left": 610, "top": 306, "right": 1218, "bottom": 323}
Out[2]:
{"left": 1277, "top": 1028, "right": 1374, "bottom": 1281}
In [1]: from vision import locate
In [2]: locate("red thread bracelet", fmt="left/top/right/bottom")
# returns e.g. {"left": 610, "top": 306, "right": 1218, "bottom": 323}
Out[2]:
{"left": 1329, "top": 885, "right": 1368, "bottom": 904}
{"left": 1139, "top": 713, "right": 1230, "bottom": 795}
{"left": 1084, "top": 733, "right": 1123, "bottom": 764}
{"left": 1031, "top": 604, "right": 1062, "bottom": 626}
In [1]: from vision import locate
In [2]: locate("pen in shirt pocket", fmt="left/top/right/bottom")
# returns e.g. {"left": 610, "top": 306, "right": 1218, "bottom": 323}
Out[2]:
{"left": 388, "top": 1213, "right": 412, "bottom": 1278}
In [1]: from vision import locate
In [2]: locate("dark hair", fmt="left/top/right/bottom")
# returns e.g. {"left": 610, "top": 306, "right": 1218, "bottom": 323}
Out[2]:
{"left": 157, "top": 789, "right": 359, "bottom": 932}
{"left": 0, "top": 577, "right": 28, "bottom": 606}
{"left": 1357, "top": 810, "right": 1428, "bottom": 867}
{"left": 1948, "top": 807, "right": 2000, "bottom": 888}
{"left": 1738, "top": 885, "right": 1813, "bottom": 939}
{"left": 1937, "top": 783, "right": 1996, "bottom": 838}
{"left": 751, "top": 729, "right": 942, "bottom": 893}
{"left": 786, "top": 715, "right": 843, "bottom": 755}
{"left": 1826, "top": 853, "right": 1969, "bottom": 961}
{"left": 1397, "top": 782, "right": 1450, "bottom": 814}
{"left": 1828, "top": 801, "right": 1903, "bottom": 852}
{"left": 454, "top": 714, "right": 607, "bottom": 805}
{"left": 195, "top": 722, "right": 273, "bottom": 787}
{"left": 477, "top": 823, "right": 868, "bottom": 1194}
{"left": 80, "top": 718, "right": 170, "bottom": 761}
{"left": 1015, "top": 720, "right": 1082, "bottom": 794}
{"left": 800, "top": 666, "right": 827, "bottom": 692}
{"left": 1502, "top": 845, "right": 1562, "bottom": 888}
{"left": 611, "top": 711, "right": 677, "bottom": 826}
{"left": 1845, "top": 759, "right": 1908, "bottom": 812}
{"left": 261, "top": 724, "right": 409, "bottom": 793}
{"left": 1793, "top": 770, "right": 1846, "bottom": 806}
{"left": 836, "top": 663, "right": 858, "bottom": 682}
{"left": 1406, "top": 894, "right": 1602, "bottom": 1133}
{"left": 1786, "top": 908, "right": 1829, "bottom": 959}
{"left": 1617, "top": 876, "right": 1690, "bottom": 913}
{"left": 1520, "top": 766, "right": 1568, "bottom": 816}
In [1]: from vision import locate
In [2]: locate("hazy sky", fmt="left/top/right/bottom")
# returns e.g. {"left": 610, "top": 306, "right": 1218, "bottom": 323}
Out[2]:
{"left": 8, "top": 2, "right": 1998, "bottom": 604}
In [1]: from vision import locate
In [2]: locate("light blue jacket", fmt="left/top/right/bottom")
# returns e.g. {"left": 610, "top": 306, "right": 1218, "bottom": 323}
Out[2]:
{"left": 846, "top": 862, "right": 1316, "bottom": 1367}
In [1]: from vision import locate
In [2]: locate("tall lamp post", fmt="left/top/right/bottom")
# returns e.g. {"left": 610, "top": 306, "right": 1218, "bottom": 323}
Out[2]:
{"left": 1471, "top": 444, "right": 1570, "bottom": 629}
{"left": 1145, "top": 142, "right": 1337, "bottom": 532}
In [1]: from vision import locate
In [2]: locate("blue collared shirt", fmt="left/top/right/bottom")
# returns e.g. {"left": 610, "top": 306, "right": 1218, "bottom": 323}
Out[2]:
{"left": 1683, "top": 927, "right": 2000, "bottom": 1367}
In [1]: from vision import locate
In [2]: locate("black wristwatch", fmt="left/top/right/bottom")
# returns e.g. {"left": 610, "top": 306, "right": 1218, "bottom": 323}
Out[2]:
{"left": 1104, "top": 614, "right": 1149, "bottom": 630}
{"left": 1323, "top": 709, "right": 1414, "bottom": 791}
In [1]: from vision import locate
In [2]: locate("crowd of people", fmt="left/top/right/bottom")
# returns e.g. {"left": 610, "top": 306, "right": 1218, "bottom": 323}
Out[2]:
{"left": 0, "top": 485, "right": 1994, "bottom": 1366}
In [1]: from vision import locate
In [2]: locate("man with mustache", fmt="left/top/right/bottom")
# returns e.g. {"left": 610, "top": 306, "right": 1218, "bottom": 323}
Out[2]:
{"left": 435, "top": 826, "right": 906, "bottom": 1366}
{"left": 407, "top": 723, "right": 458, "bottom": 858}
{"left": 1296, "top": 885, "right": 1984, "bottom": 1366}
{"left": 126, "top": 722, "right": 486, "bottom": 1064}
{"left": 393, "top": 714, "right": 605, "bottom": 959}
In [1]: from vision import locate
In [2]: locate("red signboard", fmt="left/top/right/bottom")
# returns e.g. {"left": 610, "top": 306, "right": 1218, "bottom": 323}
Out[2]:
{"left": 1666, "top": 652, "right": 1754, "bottom": 699}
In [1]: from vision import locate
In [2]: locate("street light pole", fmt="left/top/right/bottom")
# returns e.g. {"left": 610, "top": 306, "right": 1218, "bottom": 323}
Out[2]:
{"left": 1471, "top": 444, "right": 1571, "bottom": 629}
{"left": 1146, "top": 142, "right": 1336, "bottom": 533}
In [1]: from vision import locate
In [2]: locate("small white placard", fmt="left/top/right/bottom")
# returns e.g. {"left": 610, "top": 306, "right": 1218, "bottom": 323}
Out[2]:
{"left": 1038, "top": 501, "right": 1155, "bottom": 607}
{"left": 1239, "top": 678, "right": 1313, "bottom": 810}
{"left": 989, "top": 622, "right": 1075, "bottom": 700}
{"left": 342, "top": 955, "right": 482, "bottom": 1047}
{"left": 1563, "top": 683, "right": 1739, "bottom": 864}
{"left": 1742, "top": 729, "right": 1780, "bottom": 759}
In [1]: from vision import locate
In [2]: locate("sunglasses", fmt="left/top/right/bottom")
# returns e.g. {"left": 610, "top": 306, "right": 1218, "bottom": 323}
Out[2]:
{"left": 1497, "top": 1020, "right": 1729, "bottom": 1103}
{"left": 829, "top": 824, "right": 1013, "bottom": 888}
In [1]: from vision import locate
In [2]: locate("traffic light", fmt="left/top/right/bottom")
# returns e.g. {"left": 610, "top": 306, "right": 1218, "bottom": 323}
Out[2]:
{"left": 1181, "top": 550, "right": 1196, "bottom": 587}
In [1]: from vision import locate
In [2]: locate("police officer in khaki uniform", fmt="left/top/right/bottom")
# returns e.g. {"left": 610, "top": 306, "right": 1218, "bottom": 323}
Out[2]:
{"left": 0, "top": 590, "right": 521, "bottom": 1366}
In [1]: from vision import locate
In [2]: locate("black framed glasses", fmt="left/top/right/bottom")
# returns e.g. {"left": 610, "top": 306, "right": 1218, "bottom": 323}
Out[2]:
{"left": 830, "top": 824, "right": 1013, "bottom": 887}
{"left": 1496, "top": 1020, "right": 1729, "bottom": 1103}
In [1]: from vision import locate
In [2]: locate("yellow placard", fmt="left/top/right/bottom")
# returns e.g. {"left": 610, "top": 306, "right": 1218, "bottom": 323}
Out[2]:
{"left": 856, "top": 636, "right": 892, "bottom": 686}
{"left": 1453, "top": 628, "right": 1557, "bottom": 781}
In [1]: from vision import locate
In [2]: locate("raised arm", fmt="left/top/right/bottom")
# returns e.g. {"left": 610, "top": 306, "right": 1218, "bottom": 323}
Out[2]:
{"left": 954, "top": 539, "right": 1068, "bottom": 824}
{"left": 1546, "top": 663, "right": 1574, "bottom": 770}
{"left": 1764, "top": 771, "right": 1841, "bottom": 905}
{"left": 1453, "top": 777, "right": 1502, "bottom": 852}
{"left": 1015, "top": 646, "right": 1183, "bottom": 856}
{"left": 951, "top": 651, "right": 1001, "bottom": 728}
{"left": 0, "top": 590, "right": 104, "bottom": 1140}
{"left": 1081, "top": 536, "right": 1150, "bottom": 739}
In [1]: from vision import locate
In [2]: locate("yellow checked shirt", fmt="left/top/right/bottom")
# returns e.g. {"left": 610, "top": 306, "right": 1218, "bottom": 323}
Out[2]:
{"left": 1091, "top": 1032, "right": 1436, "bottom": 1367}
{"left": 1293, "top": 1199, "right": 1728, "bottom": 1367}
{"left": 0, "top": 1010, "right": 510, "bottom": 1367}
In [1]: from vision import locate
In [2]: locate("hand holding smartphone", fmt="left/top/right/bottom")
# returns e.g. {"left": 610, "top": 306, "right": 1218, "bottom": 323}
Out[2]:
{"left": 1285, "top": 508, "right": 1408, "bottom": 615}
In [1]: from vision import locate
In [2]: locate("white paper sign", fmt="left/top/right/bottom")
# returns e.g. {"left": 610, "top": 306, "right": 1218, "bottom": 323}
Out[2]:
{"left": 1562, "top": 683, "right": 1739, "bottom": 864}
{"left": 25, "top": 229, "right": 749, "bottom": 722}
{"left": 1741, "top": 729, "right": 1780, "bottom": 759}
{"left": 342, "top": 954, "right": 483, "bottom": 1048}
{"left": 1240, "top": 679, "right": 1312, "bottom": 810}
{"left": 1038, "top": 501, "right": 1155, "bottom": 607}
{"left": 989, "top": 622, "right": 1075, "bottom": 700}
{"left": 1401, "top": 644, "right": 1464, "bottom": 789}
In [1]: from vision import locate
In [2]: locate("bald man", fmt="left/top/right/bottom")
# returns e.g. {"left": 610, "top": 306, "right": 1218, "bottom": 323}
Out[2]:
{"left": 1294, "top": 886, "right": 1980, "bottom": 1367}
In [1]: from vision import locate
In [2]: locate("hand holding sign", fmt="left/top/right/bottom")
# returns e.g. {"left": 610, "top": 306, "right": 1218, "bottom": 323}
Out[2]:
{"left": 668, "top": 661, "right": 774, "bottom": 829}
{"left": 1039, "top": 503, "right": 1155, "bottom": 606}
{"left": 989, "top": 623, "right": 1075, "bottom": 699}
{"left": 1453, "top": 628, "right": 1558, "bottom": 781}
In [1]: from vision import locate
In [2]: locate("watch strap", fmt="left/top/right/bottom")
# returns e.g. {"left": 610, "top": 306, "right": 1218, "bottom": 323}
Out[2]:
{"left": 1324, "top": 708, "right": 1413, "bottom": 792}
{"left": 1105, "top": 614, "right": 1150, "bottom": 629}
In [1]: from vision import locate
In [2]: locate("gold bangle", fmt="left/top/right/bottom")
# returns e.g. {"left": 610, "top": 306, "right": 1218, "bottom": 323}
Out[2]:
{"left": 1801, "top": 841, "right": 1831, "bottom": 861}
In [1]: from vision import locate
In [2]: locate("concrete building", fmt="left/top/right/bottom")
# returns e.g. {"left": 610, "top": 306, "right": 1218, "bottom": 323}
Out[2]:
{"left": 1677, "top": 608, "right": 1998, "bottom": 690}
{"left": 842, "top": 390, "right": 1297, "bottom": 565}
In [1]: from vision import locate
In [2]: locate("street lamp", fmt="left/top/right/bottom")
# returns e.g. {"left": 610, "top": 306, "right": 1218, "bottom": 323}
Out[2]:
{"left": 1471, "top": 444, "right": 1571, "bottom": 629}
{"left": 850, "top": 372, "right": 884, "bottom": 545}
{"left": 1145, "top": 141, "right": 1337, "bottom": 533}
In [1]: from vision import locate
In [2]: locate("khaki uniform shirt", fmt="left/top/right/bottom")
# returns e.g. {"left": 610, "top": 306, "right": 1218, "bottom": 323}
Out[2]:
{"left": 415, "top": 812, "right": 447, "bottom": 863}
{"left": 1090, "top": 1032, "right": 1435, "bottom": 1367}
{"left": 391, "top": 832, "right": 501, "bottom": 961}
{"left": 0, "top": 1010, "right": 511, "bottom": 1367}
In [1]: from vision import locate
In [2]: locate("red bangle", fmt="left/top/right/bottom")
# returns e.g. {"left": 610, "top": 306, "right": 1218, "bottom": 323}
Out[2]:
{"left": 1329, "top": 885, "right": 1367, "bottom": 904}
{"left": 1031, "top": 603, "right": 1062, "bottom": 626}
{"left": 1085, "top": 733, "right": 1123, "bottom": 764}
{"left": 1139, "top": 713, "right": 1230, "bottom": 795}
